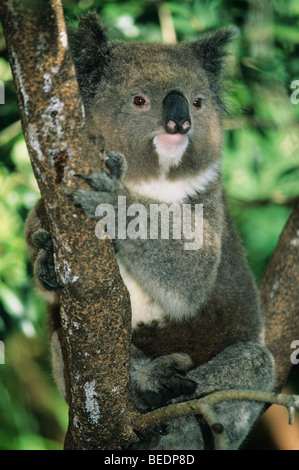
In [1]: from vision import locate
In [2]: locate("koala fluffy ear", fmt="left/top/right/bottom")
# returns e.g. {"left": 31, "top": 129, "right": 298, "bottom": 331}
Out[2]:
{"left": 68, "top": 12, "right": 108, "bottom": 52}
{"left": 190, "top": 28, "right": 238, "bottom": 79}
{"left": 68, "top": 12, "right": 111, "bottom": 105}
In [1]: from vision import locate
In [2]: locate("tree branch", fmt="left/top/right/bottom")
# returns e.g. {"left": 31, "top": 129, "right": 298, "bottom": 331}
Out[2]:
{"left": 261, "top": 199, "right": 299, "bottom": 392}
{"left": 135, "top": 389, "right": 299, "bottom": 450}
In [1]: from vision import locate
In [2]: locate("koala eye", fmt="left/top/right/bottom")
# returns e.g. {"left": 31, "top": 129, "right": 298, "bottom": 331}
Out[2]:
{"left": 134, "top": 96, "right": 146, "bottom": 106}
{"left": 132, "top": 95, "right": 151, "bottom": 110}
{"left": 193, "top": 97, "right": 204, "bottom": 109}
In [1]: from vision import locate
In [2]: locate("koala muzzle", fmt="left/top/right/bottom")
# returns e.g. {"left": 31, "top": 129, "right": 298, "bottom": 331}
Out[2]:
{"left": 163, "top": 91, "right": 191, "bottom": 135}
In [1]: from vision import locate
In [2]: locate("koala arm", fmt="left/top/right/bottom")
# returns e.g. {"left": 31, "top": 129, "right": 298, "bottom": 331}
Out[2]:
{"left": 177, "top": 341, "right": 274, "bottom": 450}
{"left": 74, "top": 152, "right": 223, "bottom": 319}
{"left": 130, "top": 341, "right": 275, "bottom": 450}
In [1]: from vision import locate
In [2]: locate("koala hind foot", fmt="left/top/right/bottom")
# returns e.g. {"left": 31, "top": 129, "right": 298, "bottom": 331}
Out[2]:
{"left": 131, "top": 352, "right": 196, "bottom": 412}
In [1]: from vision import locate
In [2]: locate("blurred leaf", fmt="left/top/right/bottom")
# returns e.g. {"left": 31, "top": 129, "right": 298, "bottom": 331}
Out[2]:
{"left": 0, "top": 57, "right": 12, "bottom": 81}
{"left": 0, "top": 283, "right": 24, "bottom": 317}
{"left": 230, "top": 203, "right": 292, "bottom": 281}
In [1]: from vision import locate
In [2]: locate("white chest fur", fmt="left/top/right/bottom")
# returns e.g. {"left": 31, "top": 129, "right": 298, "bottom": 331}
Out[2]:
{"left": 126, "top": 160, "right": 221, "bottom": 204}
{"left": 117, "top": 257, "right": 164, "bottom": 329}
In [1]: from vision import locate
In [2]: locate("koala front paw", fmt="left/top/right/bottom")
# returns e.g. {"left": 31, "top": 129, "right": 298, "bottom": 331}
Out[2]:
{"left": 105, "top": 151, "right": 127, "bottom": 180}
{"left": 73, "top": 152, "right": 127, "bottom": 218}
{"left": 132, "top": 353, "right": 196, "bottom": 412}
{"left": 33, "top": 229, "right": 62, "bottom": 294}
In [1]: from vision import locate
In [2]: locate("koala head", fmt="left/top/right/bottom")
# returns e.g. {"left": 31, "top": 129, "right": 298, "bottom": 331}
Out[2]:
{"left": 69, "top": 13, "right": 235, "bottom": 189}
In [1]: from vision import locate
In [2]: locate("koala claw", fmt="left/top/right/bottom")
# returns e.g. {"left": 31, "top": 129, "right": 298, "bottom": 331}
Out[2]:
{"left": 39, "top": 275, "right": 63, "bottom": 292}
{"left": 133, "top": 429, "right": 147, "bottom": 443}
{"left": 75, "top": 171, "right": 114, "bottom": 192}
{"left": 129, "top": 425, "right": 168, "bottom": 450}
{"left": 33, "top": 229, "right": 54, "bottom": 253}
{"left": 171, "top": 364, "right": 187, "bottom": 376}
{"left": 105, "top": 151, "right": 127, "bottom": 179}
{"left": 143, "top": 375, "right": 196, "bottom": 411}
{"left": 132, "top": 353, "right": 196, "bottom": 412}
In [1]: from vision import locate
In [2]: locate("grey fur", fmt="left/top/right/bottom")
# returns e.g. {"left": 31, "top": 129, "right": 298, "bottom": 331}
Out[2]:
{"left": 25, "top": 13, "right": 275, "bottom": 450}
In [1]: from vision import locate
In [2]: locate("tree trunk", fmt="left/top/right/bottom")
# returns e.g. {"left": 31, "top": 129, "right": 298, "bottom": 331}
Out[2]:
{"left": 0, "top": 0, "right": 138, "bottom": 450}
{"left": 261, "top": 200, "right": 299, "bottom": 392}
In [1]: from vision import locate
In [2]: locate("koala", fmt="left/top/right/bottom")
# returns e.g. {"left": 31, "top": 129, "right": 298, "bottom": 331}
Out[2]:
{"left": 25, "top": 13, "right": 275, "bottom": 450}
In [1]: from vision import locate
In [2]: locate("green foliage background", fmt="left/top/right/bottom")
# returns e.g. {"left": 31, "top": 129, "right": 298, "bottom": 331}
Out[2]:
{"left": 0, "top": 0, "right": 299, "bottom": 450}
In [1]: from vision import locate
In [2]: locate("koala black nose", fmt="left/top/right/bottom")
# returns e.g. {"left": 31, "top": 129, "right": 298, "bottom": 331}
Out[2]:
{"left": 162, "top": 91, "right": 191, "bottom": 135}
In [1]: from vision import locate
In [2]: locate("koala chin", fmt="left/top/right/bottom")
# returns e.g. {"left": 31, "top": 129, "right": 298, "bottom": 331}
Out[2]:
{"left": 153, "top": 129, "right": 190, "bottom": 173}
{"left": 25, "top": 13, "right": 275, "bottom": 450}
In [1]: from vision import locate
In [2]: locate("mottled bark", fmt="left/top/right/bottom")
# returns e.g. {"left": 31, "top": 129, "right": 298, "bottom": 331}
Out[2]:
{"left": 261, "top": 200, "right": 299, "bottom": 393}
{"left": 0, "top": 0, "right": 137, "bottom": 449}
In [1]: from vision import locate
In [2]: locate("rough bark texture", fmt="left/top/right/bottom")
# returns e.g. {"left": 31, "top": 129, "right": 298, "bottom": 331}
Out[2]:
{"left": 1, "top": 0, "right": 299, "bottom": 450}
{"left": 261, "top": 200, "right": 299, "bottom": 393}
{"left": 0, "top": 0, "right": 137, "bottom": 450}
